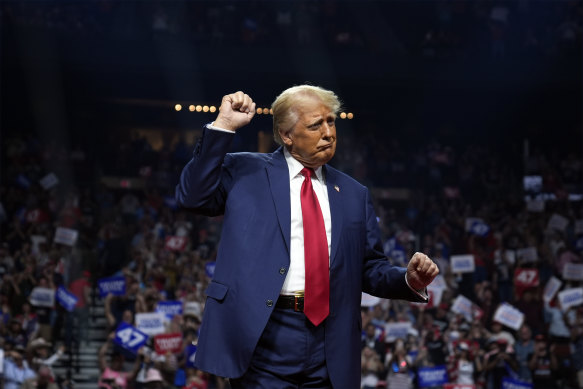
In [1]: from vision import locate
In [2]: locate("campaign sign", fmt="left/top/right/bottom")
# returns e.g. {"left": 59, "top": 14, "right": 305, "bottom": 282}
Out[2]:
{"left": 154, "top": 333, "right": 183, "bottom": 354}
{"left": 136, "top": 312, "right": 166, "bottom": 336}
{"left": 502, "top": 377, "right": 533, "bottom": 389}
{"left": 451, "top": 295, "right": 475, "bottom": 322}
{"left": 516, "top": 247, "right": 538, "bottom": 263}
{"left": 54, "top": 227, "right": 78, "bottom": 246}
{"left": 205, "top": 261, "right": 216, "bottom": 278}
{"left": 543, "top": 276, "right": 562, "bottom": 303}
{"left": 417, "top": 365, "right": 448, "bottom": 388}
{"left": 514, "top": 269, "right": 539, "bottom": 288}
{"left": 558, "top": 287, "right": 583, "bottom": 312}
{"left": 98, "top": 276, "right": 126, "bottom": 297}
{"left": 186, "top": 344, "right": 197, "bottom": 368}
{"left": 29, "top": 287, "right": 55, "bottom": 307}
{"left": 450, "top": 255, "right": 475, "bottom": 274}
{"left": 156, "top": 301, "right": 183, "bottom": 319}
{"left": 426, "top": 287, "right": 444, "bottom": 308}
{"left": 114, "top": 322, "right": 148, "bottom": 355}
{"left": 466, "top": 218, "right": 490, "bottom": 237}
{"left": 384, "top": 322, "right": 411, "bottom": 341}
{"left": 505, "top": 250, "right": 516, "bottom": 265}
{"left": 547, "top": 213, "right": 569, "bottom": 232}
{"left": 493, "top": 303, "right": 524, "bottom": 331}
{"left": 165, "top": 236, "right": 187, "bottom": 252}
{"left": 56, "top": 286, "right": 78, "bottom": 312}
{"left": 562, "top": 262, "right": 583, "bottom": 281}
{"left": 39, "top": 173, "right": 59, "bottom": 190}
{"left": 361, "top": 292, "right": 381, "bottom": 307}
{"left": 429, "top": 274, "right": 447, "bottom": 291}
{"left": 526, "top": 200, "right": 545, "bottom": 213}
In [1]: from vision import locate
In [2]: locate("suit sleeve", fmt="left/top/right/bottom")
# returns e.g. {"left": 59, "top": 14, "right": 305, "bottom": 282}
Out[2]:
{"left": 175, "top": 125, "right": 235, "bottom": 216}
{"left": 361, "top": 189, "right": 426, "bottom": 303}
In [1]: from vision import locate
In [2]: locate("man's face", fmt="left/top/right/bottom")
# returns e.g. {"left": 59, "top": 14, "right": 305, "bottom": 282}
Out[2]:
{"left": 281, "top": 96, "right": 337, "bottom": 169}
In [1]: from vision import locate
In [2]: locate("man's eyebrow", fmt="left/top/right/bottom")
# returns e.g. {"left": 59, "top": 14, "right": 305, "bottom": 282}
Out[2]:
{"left": 307, "top": 118, "right": 324, "bottom": 128}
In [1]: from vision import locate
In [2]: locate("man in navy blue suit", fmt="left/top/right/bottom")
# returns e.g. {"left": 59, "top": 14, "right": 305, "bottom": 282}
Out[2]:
{"left": 176, "top": 86, "right": 439, "bottom": 388}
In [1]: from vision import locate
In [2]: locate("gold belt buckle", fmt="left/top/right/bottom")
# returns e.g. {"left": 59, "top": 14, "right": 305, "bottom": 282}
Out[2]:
{"left": 294, "top": 296, "right": 301, "bottom": 312}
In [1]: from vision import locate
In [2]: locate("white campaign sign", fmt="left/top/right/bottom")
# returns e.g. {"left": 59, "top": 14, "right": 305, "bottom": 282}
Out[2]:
{"left": 516, "top": 247, "right": 538, "bottom": 263}
{"left": 54, "top": 227, "right": 78, "bottom": 246}
{"left": 361, "top": 292, "right": 381, "bottom": 307}
{"left": 39, "top": 173, "right": 59, "bottom": 190}
{"left": 547, "top": 213, "right": 569, "bottom": 232}
{"left": 562, "top": 263, "right": 583, "bottom": 281}
{"left": 526, "top": 200, "right": 545, "bottom": 213}
{"left": 493, "top": 303, "right": 525, "bottom": 330}
{"left": 429, "top": 274, "right": 447, "bottom": 291}
{"left": 29, "top": 287, "right": 56, "bottom": 307}
{"left": 135, "top": 312, "right": 166, "bottom": 336}
{"left": 542, "top": 276, "right": 562, "bottom": 303}
{"left": 450, "top": 255, "right": 475, "bottom": 274}
{"left": 451, "top": 295, "right": 474, "bottom": 322}
{"left": 558, "top": 288, "right": 583, "bottom": 312}
{"left": 384, "top": 322, "right": 412, "bottom": 341}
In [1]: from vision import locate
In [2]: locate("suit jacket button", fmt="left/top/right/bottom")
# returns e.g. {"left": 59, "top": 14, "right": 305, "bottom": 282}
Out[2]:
{"left": 266, "top": 299, "right": 273, "bottom": 307}
{"left": 279, "top": 267, "right": 286, "bottom": 275}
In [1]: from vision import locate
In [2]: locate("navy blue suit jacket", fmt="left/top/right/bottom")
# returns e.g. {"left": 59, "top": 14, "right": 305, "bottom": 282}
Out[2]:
{"left": 176, "top": 126, "right": 425, "bottom": 388}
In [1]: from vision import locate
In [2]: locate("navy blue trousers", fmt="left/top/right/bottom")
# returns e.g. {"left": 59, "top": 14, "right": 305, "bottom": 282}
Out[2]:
{"left": 230, "top": 307, "right": 332, "bottom": 389}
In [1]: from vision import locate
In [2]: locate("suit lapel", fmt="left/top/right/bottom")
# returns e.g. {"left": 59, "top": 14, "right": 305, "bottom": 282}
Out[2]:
{"left": 266, "top": 148, "right": 291, "bottom": 254}
{"left": 325, "top": 166, "right": 343, "bottom": 265}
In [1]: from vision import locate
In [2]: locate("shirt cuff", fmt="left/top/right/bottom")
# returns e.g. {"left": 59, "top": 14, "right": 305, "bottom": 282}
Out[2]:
{"left": 208, "top": 122, "right": 235, "bottom": 133}
{"left": 405, "top": 273, "right": 429, "bottom": 302}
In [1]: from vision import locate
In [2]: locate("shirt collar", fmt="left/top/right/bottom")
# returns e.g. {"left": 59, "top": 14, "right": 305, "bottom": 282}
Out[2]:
{"left": 283, "top": 148, "right": 325, "bottom": 184}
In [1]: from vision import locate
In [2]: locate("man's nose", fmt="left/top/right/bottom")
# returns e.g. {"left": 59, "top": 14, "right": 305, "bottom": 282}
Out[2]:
{"left": 321, "top": 123, "right": 333, "bottom": 139}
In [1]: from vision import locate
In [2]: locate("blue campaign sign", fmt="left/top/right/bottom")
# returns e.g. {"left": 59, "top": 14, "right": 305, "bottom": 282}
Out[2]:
{"left": 156, "top": 300, "right": 183, "bottom": 318}
{"left": 186, "top": 344, "right": 197, "bottom": 368}
{"left": 470, "top": 220, "right": 490, "bottom": 237}
{"left": 502, "top": 377, "right": 533, "bottom": 389}
{"left": 113, "top": 322, "right": 149, "bottom": 355}
{"left": 98, "top": 276, "right": 126, "bottom": 297}
{"left": 56, "top": 286, "right": 78, "bottom": 312}
{"left": 384, "top": 238, "right": 406, "bottom": 265}
{"left": 417, "top": 365, "right": 448, "bottom": 388}
{"left": 205, "top": 261, "right": 216, "bottom": 278}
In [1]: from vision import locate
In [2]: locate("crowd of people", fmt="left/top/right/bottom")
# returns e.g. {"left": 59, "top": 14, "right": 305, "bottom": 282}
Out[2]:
{"left": 1, "top": 115, "right": 582, "bottom": 389}
{"left": 1, "top": 1, "right": 581, "bottom": 59}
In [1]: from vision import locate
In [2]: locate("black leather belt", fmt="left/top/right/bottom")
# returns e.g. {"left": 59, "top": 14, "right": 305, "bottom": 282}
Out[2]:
{"left": 276, "top": 295, "right": 304, "bottom": 312}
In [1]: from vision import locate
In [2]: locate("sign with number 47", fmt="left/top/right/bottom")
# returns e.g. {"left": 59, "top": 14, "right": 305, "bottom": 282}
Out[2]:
{"left": 514, "top": 269, "right": 539, "bottom": 287}
{"left": 114, "top": 322, "right": 149, "bottom": 355}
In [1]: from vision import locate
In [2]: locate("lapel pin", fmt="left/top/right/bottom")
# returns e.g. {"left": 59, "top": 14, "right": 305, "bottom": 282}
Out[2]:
{"left": 334, "top": 185, "right": 340, "bottom": 192}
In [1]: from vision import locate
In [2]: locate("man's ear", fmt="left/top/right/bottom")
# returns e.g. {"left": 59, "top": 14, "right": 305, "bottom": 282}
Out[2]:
{"left": 279, "top": 129, "right": 293, "bottom": 147}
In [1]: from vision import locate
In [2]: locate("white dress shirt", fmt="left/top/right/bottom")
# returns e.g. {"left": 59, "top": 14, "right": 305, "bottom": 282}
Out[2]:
{"left": 281, "top": 148, "right": 332, "bottom": 294}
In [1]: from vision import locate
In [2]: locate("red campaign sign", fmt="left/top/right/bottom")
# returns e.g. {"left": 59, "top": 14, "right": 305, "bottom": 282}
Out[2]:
{"left": 165, "top": 236, "right": 187, "bottom": 252}
{"left": 514, "top": 269, "right": 539, "bottom": 288}
{"left": 154, "top": 333, "right": 183, "bottom": 354}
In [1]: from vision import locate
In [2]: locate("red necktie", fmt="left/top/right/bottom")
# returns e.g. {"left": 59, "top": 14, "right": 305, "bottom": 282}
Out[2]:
{"left": 300, "top": 167, "right": 330, "bottom": 326}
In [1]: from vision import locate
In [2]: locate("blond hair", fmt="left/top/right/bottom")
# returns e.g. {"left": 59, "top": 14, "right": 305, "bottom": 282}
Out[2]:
{"left": 271, "top": 85, "right": 341, "bottom": 146}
